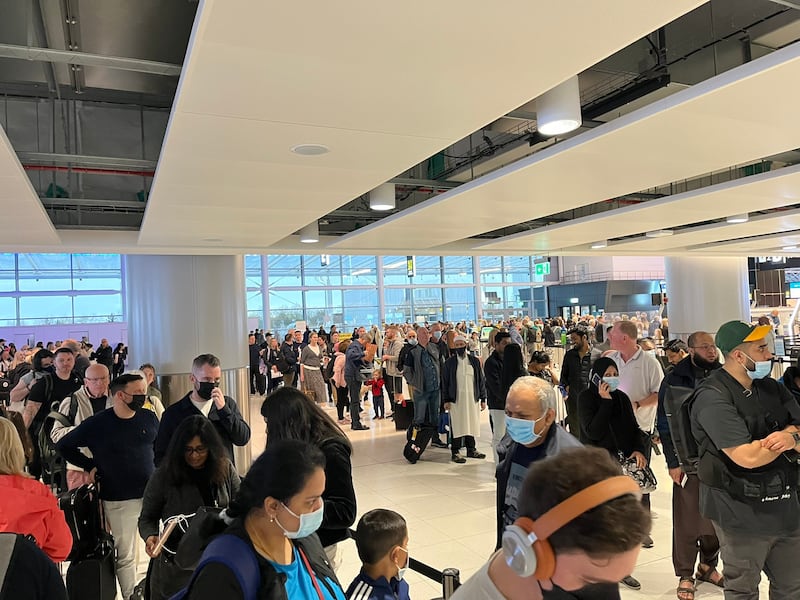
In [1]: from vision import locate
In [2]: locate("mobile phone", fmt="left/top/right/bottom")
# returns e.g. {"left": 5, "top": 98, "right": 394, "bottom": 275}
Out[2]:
{"left": 591, "top": 373, "right": 602, "bottom": 388}
{"left": 151, "top": 519, "right": 179, "bottom": 557}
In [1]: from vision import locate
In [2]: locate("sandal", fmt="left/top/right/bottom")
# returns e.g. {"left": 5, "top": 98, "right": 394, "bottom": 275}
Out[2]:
{"left": 676, "top": 577, "right": 695, "bottom": 600}
{"left": 695, "top": 563, "right": 724, "bottom": 588}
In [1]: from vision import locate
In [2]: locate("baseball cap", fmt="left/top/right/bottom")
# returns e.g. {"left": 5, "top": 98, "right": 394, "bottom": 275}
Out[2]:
{"left": 715, "top": 320, "right": 772, "bottom": 354}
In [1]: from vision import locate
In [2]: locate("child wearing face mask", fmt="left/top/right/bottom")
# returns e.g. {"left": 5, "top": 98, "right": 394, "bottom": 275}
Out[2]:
{"left": 346, "top": 509, "right": 411, "bottom": 600}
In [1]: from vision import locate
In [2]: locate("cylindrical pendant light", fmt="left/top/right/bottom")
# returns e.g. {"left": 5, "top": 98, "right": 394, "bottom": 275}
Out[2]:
{"left": 369, "top": 183, "right": 396, "bottom": 211}
{"left": 536, "top": 75, "right": 582, "bottom": 136}
{"left": 299, "top": 221, "right": 319, "bottom": 243}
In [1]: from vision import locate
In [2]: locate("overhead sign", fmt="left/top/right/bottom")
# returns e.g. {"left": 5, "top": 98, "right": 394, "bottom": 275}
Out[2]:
{"left": 407, "top": 256, "right": 416, "bottom": 277}
{"left": 534, "top": 261, "right": 551, "bottom": 276}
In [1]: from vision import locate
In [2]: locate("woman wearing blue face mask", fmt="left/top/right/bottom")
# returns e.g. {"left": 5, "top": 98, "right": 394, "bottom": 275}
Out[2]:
{"left": 578, "top": 357, "right": 648, "bottom": 470}
{"left": 182, "top": 439, "right": 346, "bottom": 600}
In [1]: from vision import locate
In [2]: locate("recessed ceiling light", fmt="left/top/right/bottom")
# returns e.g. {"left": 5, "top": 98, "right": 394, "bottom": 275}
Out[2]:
{"left": 726, "top": 213, "right": 749, "bottom": 224}
{"left": 645, "top": 229, "right": 673, "bottom": 238}
{"left": 782, "top": 245, "right": 798, "bottom": 251}
{"left": 590, "top": 240, "right": 608, "bottom": 249}
{"left": 291, "top": 144, "right": 330, "bottom": 156}
{"left": 202, "top": 238, "right": 223, "bottom": 243}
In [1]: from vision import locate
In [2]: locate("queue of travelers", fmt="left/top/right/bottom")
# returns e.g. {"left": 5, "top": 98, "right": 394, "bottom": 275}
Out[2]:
{"left": 0, "top": 310, "right": 798, "bottom": 600}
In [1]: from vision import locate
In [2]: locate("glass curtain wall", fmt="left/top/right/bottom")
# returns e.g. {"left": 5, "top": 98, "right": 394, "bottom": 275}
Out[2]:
{"left": 0, "top": 253, "right": 123, "bottom": 326}
{"left": 252, "top": 255, "right": 549, "bottom": 331}
{"left": 0, "top": 252, "right": 547, "bottom": 330}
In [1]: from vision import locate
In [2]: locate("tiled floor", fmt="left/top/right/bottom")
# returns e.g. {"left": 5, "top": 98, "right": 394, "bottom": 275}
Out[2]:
{"left": 248, "top": 395, "right": 770, "bottom": 600}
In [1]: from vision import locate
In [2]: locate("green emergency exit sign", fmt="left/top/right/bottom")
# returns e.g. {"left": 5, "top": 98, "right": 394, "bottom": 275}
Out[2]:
{"left": 535, "top": 262, "right": 551, "bottom": 276}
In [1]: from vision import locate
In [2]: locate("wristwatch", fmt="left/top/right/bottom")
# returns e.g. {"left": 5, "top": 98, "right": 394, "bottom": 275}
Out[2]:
{"left": 793, "top": 432, "right": 800, "bottom": 447}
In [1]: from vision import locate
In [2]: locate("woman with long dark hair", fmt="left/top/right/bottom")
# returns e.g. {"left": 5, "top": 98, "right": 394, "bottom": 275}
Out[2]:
{"left": 182, "top": 440, "right": 345, "bottom": 599}
{"left": 138, "top": 415, "right": 240, "bottom": 599}
{"left": 260, "top": 388, "right": 355, "bottom": 572}
{"left": 500, "top": 343, "right": 527, "bottom": 400}
{"left": 112, "top": 343, "right": 127, "bottom": 378}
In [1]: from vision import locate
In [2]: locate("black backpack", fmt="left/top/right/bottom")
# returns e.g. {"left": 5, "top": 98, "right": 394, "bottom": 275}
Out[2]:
{"left": 275, "top": 348, "right": 291, "bottom": 374}
{"left": 8, "top": 363, "right": 32, "bottom": 387}
{"left": 397, "top": 343, "right": 412, "bottom": 373}
{"left": 663, "top": 384, "right": 699, "bottom": 474}
{"left": 525, "top": 326, "right": 536, "bottom": 344}
{"left": 38, "top": 394, "right": 79, "bottom": 494}
{"left": 324, "top": 355, "right": 336, "bottom": 381}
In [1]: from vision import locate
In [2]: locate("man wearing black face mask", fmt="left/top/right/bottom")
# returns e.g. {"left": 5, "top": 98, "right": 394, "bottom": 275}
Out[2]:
{"left": 154, "top": 353, "right": 251, "bottom": 465}
{"left": 656, "top": 332, "right": 723, "bottom": 598}
{"left": 691, "top": 321, "right": 800, "bottom": 600}
{"left": 442, "top": 335, "right": 487, "bottom": 463}
{"left": 57, "top": 372, "right": 158, "bottom": 600}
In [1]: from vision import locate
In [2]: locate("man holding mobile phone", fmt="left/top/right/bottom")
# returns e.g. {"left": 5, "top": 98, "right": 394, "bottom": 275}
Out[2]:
{"left": 154, "top": 354, "right": 251, "bottom": 466}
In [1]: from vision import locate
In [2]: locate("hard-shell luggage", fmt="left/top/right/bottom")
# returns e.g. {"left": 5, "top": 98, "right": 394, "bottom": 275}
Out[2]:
{"left": 66, "top": 543, "right": 116, "bottom": 600}
{"left": 58, "top": 484, "right": 104, "bottom": 561}
{"left": 393, "top": 400, "right": 414, "bottom": 431}
{"left": 60, "top": 483, "right": 117, "bottom": 600}
{"left": 403, "top": 424, "right": 437, "bottom": 464}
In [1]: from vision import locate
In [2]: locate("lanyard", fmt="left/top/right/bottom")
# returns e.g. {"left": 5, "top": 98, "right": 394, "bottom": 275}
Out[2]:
{"left": 298, "top": 546, "right": 325, "bottom": 600}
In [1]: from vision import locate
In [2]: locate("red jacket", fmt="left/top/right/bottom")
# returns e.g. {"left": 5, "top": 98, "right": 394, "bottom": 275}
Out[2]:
{"left": 0, "top": 474, "right": 73, "bottom": 562}
{"left": 366, "top": 378, "right": 385, "bottom": 397}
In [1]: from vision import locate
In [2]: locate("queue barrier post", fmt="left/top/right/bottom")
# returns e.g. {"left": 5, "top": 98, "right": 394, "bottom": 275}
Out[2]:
{"left": 441, "top": 567, "right": 461, "bottom": 599}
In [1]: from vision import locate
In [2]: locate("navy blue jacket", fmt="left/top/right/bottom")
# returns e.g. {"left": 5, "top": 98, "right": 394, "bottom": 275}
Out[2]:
{"left": 441, "top": 354, "right": 486, "bottom": 407}
{"left": 154, "top": 393, "right": 251, "bottom": 466}
{"left": 346, "top": 572, "right": 409, "bottom": 600}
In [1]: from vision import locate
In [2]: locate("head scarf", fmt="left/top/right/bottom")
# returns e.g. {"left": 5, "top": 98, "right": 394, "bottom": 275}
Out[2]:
{"left": 589, "top": 357, "right": 619, "bottom": 392}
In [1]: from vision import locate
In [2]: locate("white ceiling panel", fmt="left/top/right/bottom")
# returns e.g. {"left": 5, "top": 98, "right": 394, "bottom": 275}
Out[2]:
{"left": 607, "top": 208, "right": 800, "bottom": 254}
{"left": 332, "top": 41, "right": 800, "bottom": 251}
{"left": 694, "top": 230, "right": 800, "bottom": 254}
{"left": 140, "top": 0, "right": 704, "bottom": 249}
{"left": 476, "top": 163, "right": 800, "bottom": 253}
{"left": 0, "top": 127, "right": 59, "bottom": 245}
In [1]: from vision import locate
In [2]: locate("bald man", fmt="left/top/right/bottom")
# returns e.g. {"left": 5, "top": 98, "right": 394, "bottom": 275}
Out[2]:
{"left": 50, "top": 363, "right": 113, "bottom": 489}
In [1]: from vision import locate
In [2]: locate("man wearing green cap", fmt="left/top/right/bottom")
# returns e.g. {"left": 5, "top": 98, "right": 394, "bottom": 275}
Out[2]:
{"left": 691, "top": 320, "right": 800, "bottom": 599}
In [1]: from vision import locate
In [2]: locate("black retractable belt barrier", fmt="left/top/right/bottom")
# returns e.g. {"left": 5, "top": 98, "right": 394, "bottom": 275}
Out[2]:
{"left": 348, "top": 529, "right": 461, "bottom": 599}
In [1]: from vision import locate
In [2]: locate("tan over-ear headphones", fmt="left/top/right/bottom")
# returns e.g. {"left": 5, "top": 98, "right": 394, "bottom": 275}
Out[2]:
{"left": 502, "top": 475, "right": 641, "bottom": 579}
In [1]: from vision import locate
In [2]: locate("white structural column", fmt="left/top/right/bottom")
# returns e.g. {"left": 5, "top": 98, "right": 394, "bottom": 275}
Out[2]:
{"left": 664, "top": 256, "right": 750, "bottom": 340}
{"left": 125, "top": 255, "right": 251, "bottom": 470}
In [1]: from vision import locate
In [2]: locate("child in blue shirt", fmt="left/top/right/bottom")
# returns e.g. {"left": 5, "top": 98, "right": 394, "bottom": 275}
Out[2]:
{"left": 346, "top": 509, "right": 411, "bottom": 600}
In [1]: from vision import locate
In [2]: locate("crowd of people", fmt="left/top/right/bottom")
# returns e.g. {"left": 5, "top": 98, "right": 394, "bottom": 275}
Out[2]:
{"left": 0, "top": 308, "right": 798, "bottom": 600}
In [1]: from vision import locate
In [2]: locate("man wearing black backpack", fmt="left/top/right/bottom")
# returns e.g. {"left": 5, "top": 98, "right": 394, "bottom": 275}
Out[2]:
{"left": 22, "top": 347, "right": 82, "bottom": 480}
{"left": 657, "top": 331, "right": 722, "bottom": 599}
{"left": 691, "top": 321, "right": 800, "bottom": 600}
{"left": 49, "top": 363, "right": 113, "bottom": 490}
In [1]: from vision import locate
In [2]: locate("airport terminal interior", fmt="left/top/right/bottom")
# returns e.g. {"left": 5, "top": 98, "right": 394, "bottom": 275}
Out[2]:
{"left": 3, "top": 0, "right": 800, "bottom": 598}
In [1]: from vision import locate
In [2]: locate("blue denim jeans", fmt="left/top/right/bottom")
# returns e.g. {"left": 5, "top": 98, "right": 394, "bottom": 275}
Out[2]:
{"left": 413, "top": 388, "right": 440, "bottom": 426}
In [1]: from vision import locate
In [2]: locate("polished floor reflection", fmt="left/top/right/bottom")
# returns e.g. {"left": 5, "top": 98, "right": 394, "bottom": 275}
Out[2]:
{"left": 249, "top": 395, "right": 770, "bottom": 599}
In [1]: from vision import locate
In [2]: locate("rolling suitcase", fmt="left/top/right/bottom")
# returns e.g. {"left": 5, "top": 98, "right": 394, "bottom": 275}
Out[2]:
{"left": 393, "top": 400, "right": 414, "bottom": 431}
{"left": 61, "top": 483, "right": 117, "bottom": 600}
{"left": 66, "top": 542, "right": 116, "bottom": 600}
{"left": 403, "top": 424, "right": 436, "bottom": 464}
{"left": 59, "top": 484, "right": 104, "bottom": 561}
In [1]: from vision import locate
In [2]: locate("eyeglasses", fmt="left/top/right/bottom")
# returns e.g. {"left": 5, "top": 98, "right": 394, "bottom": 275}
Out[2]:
{"left": 690, "top": 344, "right": 717, "bottom": 351}
{"left": 184, "top": 446, "right": 208, "bottom": 456}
